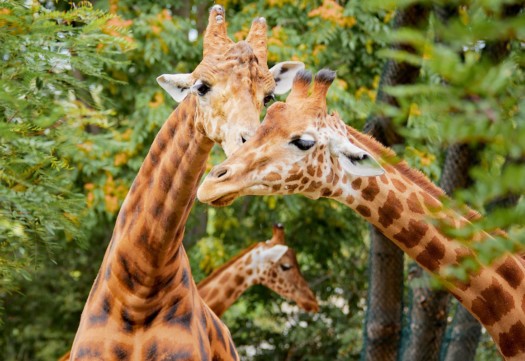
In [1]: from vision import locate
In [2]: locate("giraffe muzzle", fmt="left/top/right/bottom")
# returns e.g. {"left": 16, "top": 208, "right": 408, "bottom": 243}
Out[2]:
{"left": 209, "top": 165, "right": 231, "bottom": 181}
{"left": 297, "top": 294, "right": 319, "bottom": 313}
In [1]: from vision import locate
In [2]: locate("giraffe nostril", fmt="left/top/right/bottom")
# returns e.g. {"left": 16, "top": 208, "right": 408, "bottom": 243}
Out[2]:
{"left": 213, "top": 167, "right": 230, "bottom": 179}
{"left": 241, "top": 136, "right": 247, "bottom": 144}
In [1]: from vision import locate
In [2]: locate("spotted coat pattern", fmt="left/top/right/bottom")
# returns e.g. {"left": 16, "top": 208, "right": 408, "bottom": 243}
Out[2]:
{"left": 198, "top": 70, "right": 525, "bottom": 361}
{"left": 197, "top": 224, "right": 319, "bottom": 316}
{"left": 69, "top": 6, "right": 285, "bottom": 360}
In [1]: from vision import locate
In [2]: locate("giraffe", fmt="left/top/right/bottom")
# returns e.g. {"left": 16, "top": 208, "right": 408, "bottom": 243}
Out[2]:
{"left": 197, "top": 69, "right": 525, "bottom": 360}
{"left": 69, "top": 6, "right": 304, "bottom": 360}
{"left": 60, "top": 224, "right": 317, "bottom": 361}
{"left": 198, "top": 223, "right": 319, "bottom": 317}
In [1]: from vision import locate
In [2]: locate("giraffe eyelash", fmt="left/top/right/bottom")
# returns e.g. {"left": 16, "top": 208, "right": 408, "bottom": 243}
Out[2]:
{"left": 290, "top": 138, "right": 315, "bottom": 151}
{"left": 280, "top": 264, "right": 292, "bottom": 271}
{"left": 347, "top": 153, "right": 368, "bottom": 164}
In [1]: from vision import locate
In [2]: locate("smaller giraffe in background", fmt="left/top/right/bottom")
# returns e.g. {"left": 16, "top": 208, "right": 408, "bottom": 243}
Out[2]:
{"left": 198, "top": 223, "right": 319, "bottom": 317}
{"left": 58, "top": 223, "right": 317, "bottom": 361}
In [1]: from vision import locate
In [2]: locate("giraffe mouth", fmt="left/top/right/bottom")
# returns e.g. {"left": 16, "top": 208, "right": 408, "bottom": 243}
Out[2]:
{"left": 201, "top": 184, "right": 270, "bottom": 207}
{"left": 300, "top": 300, "right": 320, "bottom": 313}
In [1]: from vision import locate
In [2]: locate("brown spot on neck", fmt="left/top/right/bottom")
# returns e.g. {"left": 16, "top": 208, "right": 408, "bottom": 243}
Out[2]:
{"left": 471, "top": 278, "right": 514, "bottom": 326}
{"left": 356, "top": 205, "right": 371, "bottom": 218}
{"left": 407, "top": 192, "right": 424, "bottom": 214}
{"left": 499, "top": 322, "right": 525, "bottom": 358}
{"left": 496, "top": 257, "right": 525, "bottom": 289}
{"left": 392, "top": 219, "right": 429, "bottom": 249}
{"left": 421, "top": 191, "right": 442, "bottom": 211}
{"left": 379, "top": 174, "right": 389, "bottom": 185}
{"left": 351, "top": 178, "right": 362, "bottom": 190}
{"left": 415, "top": 236, "right": 445, "bottom": 271}
{"left": 392, "top": 179, "right": 407, "bottom": 193}
{"left": 377, "top": 191, "right": 403, "bottom": 228}
{"left": 361, "top": 178, "right": 380, "bottom": 201}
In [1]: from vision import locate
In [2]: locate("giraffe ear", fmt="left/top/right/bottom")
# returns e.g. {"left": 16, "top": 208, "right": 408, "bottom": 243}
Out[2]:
{"left": 261, "top": 245, "right": 289, "bottom": 263}
{"left": 156, "top": 73, "right": 194, "bottom": 102}
{"left": 331, "top": 139, "right": 385, "bottom": 177}
{"left": 270, "top": 61, "right": 305, "bottom": 95}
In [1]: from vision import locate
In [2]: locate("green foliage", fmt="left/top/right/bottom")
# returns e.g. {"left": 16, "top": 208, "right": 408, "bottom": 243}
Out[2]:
{"left": 1, "top": 0, "right": 523, "bottom": 360}
{"left": 0, "top": 0, "right": 129, "bottom": 313}
{"left": 376, "top": 2, "right": 525, "bottom": 263}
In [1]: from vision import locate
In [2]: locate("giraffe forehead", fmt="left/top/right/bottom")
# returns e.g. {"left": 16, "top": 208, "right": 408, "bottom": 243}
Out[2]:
{"left": 196, "top": 52, "right": 272, "bottom": 90}
{"left": 266, "top": 102, "right": 320, "bottom": 128}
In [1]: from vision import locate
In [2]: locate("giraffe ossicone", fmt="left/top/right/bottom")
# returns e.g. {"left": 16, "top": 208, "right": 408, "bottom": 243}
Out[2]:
{"left": 155, "top": 9, "right": 304, "bottom": 156}
{"left": 198, "top": 69, "right": 525, "bottom": 360}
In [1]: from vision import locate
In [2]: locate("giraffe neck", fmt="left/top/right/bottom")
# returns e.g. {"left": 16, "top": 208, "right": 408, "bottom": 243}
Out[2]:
{"left": 70, "top": 96, "right": 239, "bottom": 360}
{"left": 104, "top": 95, "right": 213, "bottom": 301}
{"left": 122, "top": 95, "right": 212, "bottom": 255}
{"left": 197, "top": 244, "right": 261, "bottom": 317}
{"left": 333, "top": 124, "right": 525, "bottom": 360}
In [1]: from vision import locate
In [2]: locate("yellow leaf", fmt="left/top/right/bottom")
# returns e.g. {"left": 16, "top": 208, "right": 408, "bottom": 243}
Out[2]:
{"left": 77, "top": 141, "right": 93, "bottom": 153}
{"left": 84, "top": 183, "right": 95, "bottom": 191}
{"left": 105, "top": 194, "right": 119, "bottom": 214}
{"left": 409, "top": 103, "right": 421, "bottom": 116}
{"left": 86, "top": 191, "right": 95, "bottom": 208}
{"left": 372, "top": 75, "right": 380, "bottom": 89}
{"left": 308, "top": 0, "right": 356, "bottom": 28}
{"left": 384, "top": 10, "right": 394, "bottom": 24}
{"left": 114, "top": 152, "right": 129, "bottom": 166}
{"left": 148, "top": 92, "right": 164, "bottom": 108}
{"left": 234, "top": 28, "right": 249, "bottom": 42}
{"left": 120, "top": 128, "right": 133, "bottom": 141}
{"left": 459, "top": 6, "right": 469, "bottom": 25}
{"left": 268, "top": 196, "right": 277, "bottom": 210}
{"left": 365, "top": 39, "right": 373, "bottom": 54}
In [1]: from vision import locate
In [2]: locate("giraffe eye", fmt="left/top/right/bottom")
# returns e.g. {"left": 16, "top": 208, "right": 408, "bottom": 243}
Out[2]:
{"left": 264, "top": 93, "right": 275, "bottom": 107}
{"left": 290, "top": 138, "right": 315, "bottom": 151}
{"left": 194, "top": 81, "right": 211, "bottom": 96}
{"left": 280, "top": 264, "right": 292, "bottom": 271}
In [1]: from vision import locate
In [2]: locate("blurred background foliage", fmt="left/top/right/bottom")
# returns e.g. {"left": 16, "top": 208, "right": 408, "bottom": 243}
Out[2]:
{"left": 0, "top": 0, "right": 523, "bottom": 360}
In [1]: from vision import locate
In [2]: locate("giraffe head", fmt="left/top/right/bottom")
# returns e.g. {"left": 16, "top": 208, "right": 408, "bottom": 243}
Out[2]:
{"left": 157, "top": 5, "right": 304, "bottom": 156}
{"left": 197, "top": 69, "right": 385, "bottom": 205}
{"left": 253, "top": 224, "right": 319, "bottom": 313}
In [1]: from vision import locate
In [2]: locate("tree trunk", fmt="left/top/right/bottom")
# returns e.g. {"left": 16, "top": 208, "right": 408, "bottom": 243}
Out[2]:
{"left": 408, "top": 4, "right": 522, "bottom": 360}
{"left": 363, "top": 230, "right": 404, "bottom": 361}
{"left": 402, "top": 142, "right": 475, "bottom": 361}
{"left": 361, "top": 5, "right": 429, "bottom": 361}
{"left": 443, "top": 303, "right": 482, "bottom": 361}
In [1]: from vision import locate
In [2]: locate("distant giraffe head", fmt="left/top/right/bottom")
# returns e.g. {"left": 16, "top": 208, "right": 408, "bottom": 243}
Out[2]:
{"left": 197, "top": 68, "right": 384, "bottom": 205}
{"left": 257, "top": 223, "right": 319, "bottom": 312}
{"left": 157, "top": 5, "right": 304, "bottom": 156}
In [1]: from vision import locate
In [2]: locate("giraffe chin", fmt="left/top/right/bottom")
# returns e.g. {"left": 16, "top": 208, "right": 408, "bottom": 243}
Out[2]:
{"left": 299, "top": 300, "right": 320, "bottom": 313}
{"left": 209, "top": 192, "right": 239, "bottom": 207}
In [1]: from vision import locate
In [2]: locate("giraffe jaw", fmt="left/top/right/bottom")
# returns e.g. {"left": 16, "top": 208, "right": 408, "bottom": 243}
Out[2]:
{"left": 208, "top": 192, "right": 239, "bottom": 207}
